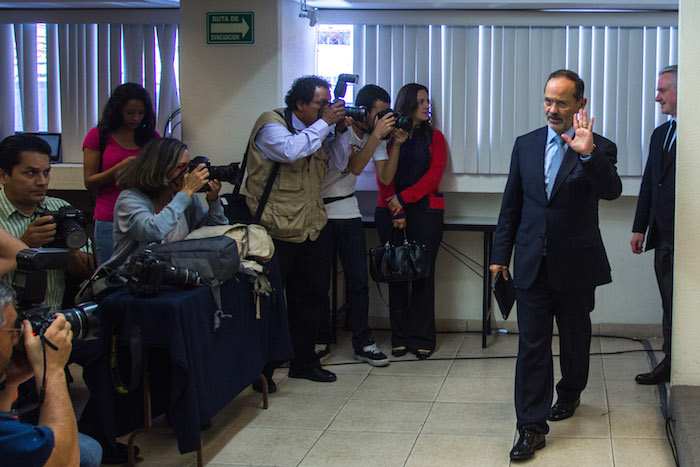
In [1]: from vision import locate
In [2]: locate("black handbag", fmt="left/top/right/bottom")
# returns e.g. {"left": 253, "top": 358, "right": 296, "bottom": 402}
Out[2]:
{"left": 369, "top": 229, "right": 430, "bottom": 283}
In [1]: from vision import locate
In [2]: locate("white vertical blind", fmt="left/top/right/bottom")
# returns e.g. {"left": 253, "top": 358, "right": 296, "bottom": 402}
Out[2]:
{"left": 353, "top": 24, "right": 678, "bottom": 176}
{"left": 0, "top": 22, "right": 180, "bottom": 164}
{"left": 156, "top": 24, "right": 180, "bottom": 138}
{"left": 0, "top": 25, "right": 15, "bottom": 137}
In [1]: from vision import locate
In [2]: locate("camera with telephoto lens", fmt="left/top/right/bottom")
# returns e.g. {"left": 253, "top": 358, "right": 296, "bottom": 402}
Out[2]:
{"left": 12, "top": 248, "right": 100, "bottom": 341}
{"left": 126, "top": 251, "right": 201, "bottom": 297}
{"left": 188, "top": 156, "right": 241, "bottom": 192}
{"left": 332, "top": 73, "right": 365, "bottom": 121}
{"left": 37, "top": 206, "right": 88, "bottom": 250}
{"left": 375, "top": 108, "right": 413, "bottom": 136}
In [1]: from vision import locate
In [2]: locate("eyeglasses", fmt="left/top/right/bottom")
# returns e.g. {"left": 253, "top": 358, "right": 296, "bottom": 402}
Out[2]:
{"left": 1, "top": 322, "right": 23, "bottom": 334}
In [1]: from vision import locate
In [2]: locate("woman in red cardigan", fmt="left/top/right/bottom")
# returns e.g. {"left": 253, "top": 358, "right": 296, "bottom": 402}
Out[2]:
{"left": 375, "top": 83, "right": 447, "bottom": 360}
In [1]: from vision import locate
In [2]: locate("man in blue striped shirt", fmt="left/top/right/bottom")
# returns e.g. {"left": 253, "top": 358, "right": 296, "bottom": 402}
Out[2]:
{"left": 0, "top": 134, "right": 94, "bottom": 312}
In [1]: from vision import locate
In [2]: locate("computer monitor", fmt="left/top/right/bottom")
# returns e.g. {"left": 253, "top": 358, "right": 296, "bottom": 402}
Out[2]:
{"left": 14, "top": 132, "right": 62, "bottom": 163}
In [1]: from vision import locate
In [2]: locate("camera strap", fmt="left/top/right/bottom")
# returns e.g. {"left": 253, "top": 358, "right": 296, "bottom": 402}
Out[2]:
{"left": 252, "top": 108, "right": 296, "bottom": 223}
{"left": 110, "top": 320, "right": 142, "bottom": 395}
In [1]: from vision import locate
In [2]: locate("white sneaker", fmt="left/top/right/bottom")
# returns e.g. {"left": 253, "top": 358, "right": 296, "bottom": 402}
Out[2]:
{"left": 354, "top": 343, "right": 390, "bottom": 367}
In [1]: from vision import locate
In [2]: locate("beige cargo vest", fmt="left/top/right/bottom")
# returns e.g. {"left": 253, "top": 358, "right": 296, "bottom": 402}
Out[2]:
{"left": 243, "top": 109, "right": 328, "bottom": 243}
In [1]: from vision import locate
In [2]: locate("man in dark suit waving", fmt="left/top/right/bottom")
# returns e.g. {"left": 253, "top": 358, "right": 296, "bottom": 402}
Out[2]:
{"left": 631, "top": 65, "right": 677, "bottom": 385}
{"left": 490, "top": 69, "right": 622, "bottom": 461}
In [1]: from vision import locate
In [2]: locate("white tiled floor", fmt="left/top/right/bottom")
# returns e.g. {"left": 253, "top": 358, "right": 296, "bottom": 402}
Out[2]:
{"left": 92, "top": 331, "right": 676, "bottom": 466}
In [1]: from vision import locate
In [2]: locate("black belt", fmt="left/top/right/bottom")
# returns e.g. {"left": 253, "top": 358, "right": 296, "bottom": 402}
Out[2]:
{"left": 323, "top": 193, "right": 355, "bottom": 205}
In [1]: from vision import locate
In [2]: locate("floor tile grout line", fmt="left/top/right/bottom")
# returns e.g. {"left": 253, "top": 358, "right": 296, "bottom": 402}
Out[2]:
{"left": 294, "top": 366, "right": 371, "bottom": 467}
{"left": 601, "top": 344, "right": 617, "bottom": 467}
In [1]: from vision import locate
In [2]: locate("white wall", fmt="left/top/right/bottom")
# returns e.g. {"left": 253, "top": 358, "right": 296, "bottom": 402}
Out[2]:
{"left": 673, "top": 0, "right": 700, "bottom": 385}
{"left": 179, "top": 0, "right": 314, "bottom": 166}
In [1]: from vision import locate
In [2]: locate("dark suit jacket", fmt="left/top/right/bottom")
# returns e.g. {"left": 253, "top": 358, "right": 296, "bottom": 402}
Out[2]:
{"left": 632, "top": 121, "right": 676, "bottom": 251}
{"left": 491, "top": 126, "right": 622, "bottom": 291}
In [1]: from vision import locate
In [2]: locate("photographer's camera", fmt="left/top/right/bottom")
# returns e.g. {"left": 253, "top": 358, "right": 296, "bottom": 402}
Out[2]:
{"left": 188, "top": 156, "right": 241, "bottom": 192}
{"left": 38, "top": 206, "right": 88, "bottom": 250}
{"left": 12, "top": 249, "right": 99, "bottom": 341}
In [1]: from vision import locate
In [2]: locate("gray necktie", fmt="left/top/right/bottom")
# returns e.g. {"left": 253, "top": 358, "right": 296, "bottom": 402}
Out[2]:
{"left": 547, "top": 134, "right": 565, "bottom": 199}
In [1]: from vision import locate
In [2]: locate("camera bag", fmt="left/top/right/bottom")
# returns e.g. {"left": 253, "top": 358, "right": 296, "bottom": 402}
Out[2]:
{"left": 147, "top": 235, "right": 239, "bottom": 331}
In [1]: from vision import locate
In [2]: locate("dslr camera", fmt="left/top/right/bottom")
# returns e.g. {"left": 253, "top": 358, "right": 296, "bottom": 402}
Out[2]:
{"left": 12, "top": 248, "right": 99, "bottom": 341}
{"left": 37, "top": 206, "right": 88, "bottom": 250}
{"left": 126, "top": 251, "right": 201, "bottom": 297}
{"left": 188, "top": 156, "right": 242, "bottom": 192}
{"left": 376, "top": 108, "right": 413, "bottom": 133}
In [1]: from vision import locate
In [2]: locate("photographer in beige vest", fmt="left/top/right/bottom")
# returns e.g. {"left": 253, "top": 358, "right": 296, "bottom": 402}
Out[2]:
{"left": 243, "top": 76, "right": 352, "bottom": 392}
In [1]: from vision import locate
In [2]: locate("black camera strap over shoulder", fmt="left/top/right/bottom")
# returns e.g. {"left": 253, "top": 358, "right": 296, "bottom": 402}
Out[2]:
{"left": 229, "top": 107, "right": 297, "bottom": 224}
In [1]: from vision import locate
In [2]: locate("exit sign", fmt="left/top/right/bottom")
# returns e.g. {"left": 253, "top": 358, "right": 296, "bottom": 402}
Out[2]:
{"left": 207, "top": 12, "right": 254, "bottom": 45}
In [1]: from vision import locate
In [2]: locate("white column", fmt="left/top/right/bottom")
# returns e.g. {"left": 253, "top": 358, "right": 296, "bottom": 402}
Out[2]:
{"left": 673, "top": 0, "right": 700, "bottom": 386}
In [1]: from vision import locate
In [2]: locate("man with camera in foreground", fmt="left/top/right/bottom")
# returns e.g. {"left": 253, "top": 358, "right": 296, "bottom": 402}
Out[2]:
{"left": 0, "top": 278, "right": 101, "bottom": 466}
{"left": 243, "top": 75, "right": 352, "bottom": 389}
{"left": 0, "top": 134, "right": 95, "bottom": 312}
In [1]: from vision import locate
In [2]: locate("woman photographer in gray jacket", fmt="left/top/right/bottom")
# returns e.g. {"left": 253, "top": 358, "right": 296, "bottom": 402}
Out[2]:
{"left": 106, "top": 137, "right": 228, "bottom": 267}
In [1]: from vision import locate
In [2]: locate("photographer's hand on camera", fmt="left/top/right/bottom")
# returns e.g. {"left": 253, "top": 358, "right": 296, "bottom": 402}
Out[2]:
{"left": 22, "top": 315, "right": 72, "bottom": 388}
{"left": 205, "top": 179, "right": 222, "bottom": 202}
{"left": 181, "top": 163, "right": 210, "bottom": 197}
{"left": 20, "top": 216, "right": 57, "bottom": 248}
{"left": 391, "top": 128, "right": 409, "bottom": 146}
{"left": 321, "top": 101, "right": 347, "bottom": 127}
{"left": 371, "top": 112, "right": 395, "bottom": 141}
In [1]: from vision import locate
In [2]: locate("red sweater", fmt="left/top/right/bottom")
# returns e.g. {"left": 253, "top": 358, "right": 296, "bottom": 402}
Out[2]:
{"left": 377, "top": 128, "right": 446, "bottom": 218}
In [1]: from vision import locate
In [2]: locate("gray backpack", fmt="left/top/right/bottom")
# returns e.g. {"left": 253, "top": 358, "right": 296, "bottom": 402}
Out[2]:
{"left": 148, "top": 235, "right": 240, "bottom": 331}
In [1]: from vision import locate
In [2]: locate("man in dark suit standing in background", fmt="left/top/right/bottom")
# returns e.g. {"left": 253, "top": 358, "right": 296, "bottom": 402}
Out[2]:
{"left": 631, "top": 65, "right": 678, "bottom": 385}
{"left": 490, "top": 69, "right": 622, "bottom": 461}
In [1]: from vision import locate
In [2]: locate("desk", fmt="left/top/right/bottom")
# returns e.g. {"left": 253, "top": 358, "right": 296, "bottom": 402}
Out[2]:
{"left": 331, "top": 215, "right": 498, "bottom": 348}
{"left": 80, "top": 262, "right": 293, "bottom": 459}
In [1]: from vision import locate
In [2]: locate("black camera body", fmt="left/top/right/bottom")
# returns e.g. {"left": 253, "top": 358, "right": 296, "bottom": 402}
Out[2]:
{"left": 188, "top": 156, "right": 241, "bottom": 192}
{"left": 126, "top": 251, "right": 201, "bottom": 297}
{"left": 38, "top": 206, "right": 88, "bottom": 250}
{"left": 376, "top": 108, "right": 413, "bottom": 135}
{"left": 12, "top": 248, "right": 99, "bottom": 341}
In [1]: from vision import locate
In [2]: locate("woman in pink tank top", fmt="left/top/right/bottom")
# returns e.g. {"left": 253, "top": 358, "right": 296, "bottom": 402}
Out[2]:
{"left": 82, "top": 83, "right": 158, "bottom": 265}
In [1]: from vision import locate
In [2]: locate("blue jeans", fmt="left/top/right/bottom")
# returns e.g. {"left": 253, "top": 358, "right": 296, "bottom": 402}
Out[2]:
{"left": 79, "top": 432, "right": 103, "bottom": 467}
{"left": 93, "top": 219, "right": 114, "bottom": 266}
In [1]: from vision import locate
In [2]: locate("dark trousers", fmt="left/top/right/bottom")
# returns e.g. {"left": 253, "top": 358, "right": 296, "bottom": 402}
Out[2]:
{"left": 654, "top": 241, "right": 674, "bottom": 360}
{"left": 317, "top": 218, "right": 374, "bottom": 352}
{"left": 515, "top": 259, "right": 595, "bottom": 434}
{"left": 273, "top": 226, "right": 332, "bottom": 372}
{"left": 375, "top": 204, "right": 443, "bottom": 352}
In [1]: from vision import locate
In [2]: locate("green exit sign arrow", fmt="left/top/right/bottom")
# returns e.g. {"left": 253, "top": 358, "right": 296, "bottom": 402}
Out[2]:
{"left": 207, "top": 12, "right": 254, "bottom": 45}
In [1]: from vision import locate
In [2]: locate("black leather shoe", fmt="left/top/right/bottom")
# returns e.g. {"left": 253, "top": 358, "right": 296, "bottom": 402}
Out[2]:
{"left": 252, "top": 376, "right": 277, "bottom": 394}
{"left": 510, "top": 429, "right": 546, "bottom": 461}
{"left": 547, "top": 398, "right": 580, "bottom": 421}
{"left": 635, "top": 361, "right": 670, "bottom": 385}
{"left": 288, "top": 367, "right": 337, "bottom": 382}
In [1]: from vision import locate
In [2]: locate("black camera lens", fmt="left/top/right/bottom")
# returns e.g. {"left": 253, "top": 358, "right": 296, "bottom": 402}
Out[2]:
{"left": 61, "top": 220, "right": 89, "bottom": 250}
{"left": 21, "top": 302, "right": 99, "bottom": 341}
{"left": 344, "top": 105, "right": 366, "bottom": 122}
{"left": 395, "top": 115, "right": 413, "bottom": 132}
{"left": 61, "top": 302, "right": 100, "bottom": 340}
{"left": 162, "top": 264, "right": 201, "bottom": 288}
{"left": 189, "top": 156, "right": 241, "bottom": 191}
